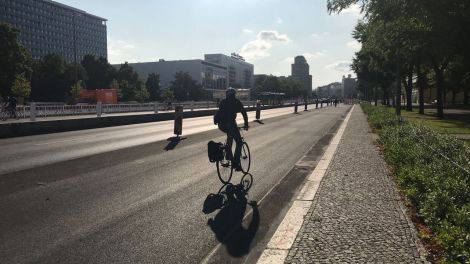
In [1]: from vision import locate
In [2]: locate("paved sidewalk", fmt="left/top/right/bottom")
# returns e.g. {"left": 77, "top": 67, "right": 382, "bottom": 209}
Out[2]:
{"left": 285, "top": 106, "right": 427, "bottom": 263}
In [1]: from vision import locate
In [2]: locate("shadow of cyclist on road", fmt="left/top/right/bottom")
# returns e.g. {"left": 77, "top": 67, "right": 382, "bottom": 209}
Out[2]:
{"left": 204, "top": 183, "right": 259, "bottom": 257}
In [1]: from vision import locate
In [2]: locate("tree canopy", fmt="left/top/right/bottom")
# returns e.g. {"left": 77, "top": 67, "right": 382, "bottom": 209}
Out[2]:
{"left": 0, "top": 23, "right": 32, "bottom": 98}
{"left": 329, "top": 0, "right": 470, "bottom": 117}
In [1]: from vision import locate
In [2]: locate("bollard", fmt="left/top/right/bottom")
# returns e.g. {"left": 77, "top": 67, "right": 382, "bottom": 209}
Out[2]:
{"left": 190, "top": 101, "right": 194, "bottom": 111}
{"left": 304, "top": 100, "right": 308, "bottom": 111}
{"left": 316, "top": 100, "right": 318, "bottom": 109}
{"left": 294, "top": 101, "right": 298, "bottom": 113}
{"left": 174, "top": 105, "right": 183, "bottom": 137}
{"left": 255, "top": 100, "right": 261, "bottom": 120}
{"left": 97, "top": 101, "right": 102, "bottom": 117}
{"left": 321, "top": 101, "right": 323, "bottom": 108}
{"left": 154, "top": 102, "right": 159, "bottom": 114}
{"left": 30, "top": 102, "right": 36, "bottom": 121}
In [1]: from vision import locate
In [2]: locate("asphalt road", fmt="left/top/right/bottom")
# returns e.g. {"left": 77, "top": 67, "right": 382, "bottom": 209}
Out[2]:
{"left": 0, "top": 104, "right": 349, "bottom": 264}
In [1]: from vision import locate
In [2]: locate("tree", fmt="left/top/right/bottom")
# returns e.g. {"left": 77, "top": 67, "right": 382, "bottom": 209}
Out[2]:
{"left": 31, "top": 54, "right": 68, "bottom": 102}
{"left": 134, "top": 79, "right": 150, "bottom": 103}
{"left": 81, "top": 55, "right": 116, "bottom": 89}
{"left": 161, "top": 89, "right": 174, "bottom": 102}
{"left": 69, "top": 80, "right": 84, "bottom": 104}
{"left": 64, "top": 63, "right": 87, "bottom": 90}
{"left": 328, "top": 0, "right": 470, "bottom": 118}
{"left": 11, "top": 73, "right": 31, "bottom": 99}
{"left": 169, "top": 71, "right": 202, "bottom": 101}
{"left": 146, "top": 73, "right": 160, "bottom": 101}
{"left": 118, "top": 80, "right": 134, "bottom": 102}
{"left": 0, "top": 23, "right": 32, "bottom": 97}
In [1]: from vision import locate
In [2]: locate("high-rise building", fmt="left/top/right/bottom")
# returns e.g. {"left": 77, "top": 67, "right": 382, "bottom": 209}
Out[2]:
{"left": 0, "top": 0, "right": 107, "bottom": 62}
{"left": 204, "top": 53, "right": 254, "bottom": 89}
{"left": 342, "top": 74, "right": 358, "bottom": 98}
{"left": 290, "top": 55, "right": 312, "bottom": 92}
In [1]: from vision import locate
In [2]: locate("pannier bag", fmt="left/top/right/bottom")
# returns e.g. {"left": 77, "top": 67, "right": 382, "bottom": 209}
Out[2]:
{"left": 208, "top": 140, "right": 224, "bottom": 162}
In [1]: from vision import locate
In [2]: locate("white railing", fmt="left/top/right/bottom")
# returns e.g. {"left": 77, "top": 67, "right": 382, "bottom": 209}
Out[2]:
{"left": 11, "top": 101, "right": 260, "bottom": 120}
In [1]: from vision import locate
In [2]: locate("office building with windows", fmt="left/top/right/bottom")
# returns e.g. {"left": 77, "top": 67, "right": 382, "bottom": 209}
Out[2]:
{"left": 291, "top": 55, "right": 312, "bottom": 91}
{"left": 342, "top": 74, "right": 358, "bottom": 98}
{"left": 0, "top": 0, "right": 107, "bottom": 62}
{"left": 204, "top": 53, "right": 254, "bottom": 90}
{"left": 127, "top": 59, "right": 228, "bottom": 92}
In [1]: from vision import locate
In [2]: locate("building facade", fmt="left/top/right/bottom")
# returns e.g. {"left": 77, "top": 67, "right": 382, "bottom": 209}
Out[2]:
{"left": 342, "top": 74, "right": 358, "bottom": 98}
{"left": 316, "top": 82, "right": 342, "bottom": 98}
{"left": 126, "top": 59, "right": 228, "bottom": 92}
{"left": 0, "top": 0, "right": 107, "bottom": 62}
{"left": 290, "top": 55, "right": 312, "bottom": 92}
{"left": 204, "top": 53, "right": 254, "bottom": 89}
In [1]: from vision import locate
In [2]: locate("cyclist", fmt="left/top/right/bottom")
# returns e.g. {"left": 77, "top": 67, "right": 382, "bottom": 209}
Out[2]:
{"left": 5, "top": 96, "right": 18, "bottom": 119}
{"left": 216, "top": 88, "right": 249, "bottom": 171}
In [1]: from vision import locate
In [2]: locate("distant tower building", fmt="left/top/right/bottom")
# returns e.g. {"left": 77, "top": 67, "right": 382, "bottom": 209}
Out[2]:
{"left": 0, "top": 0, "right": 107, "bottom": 63}
{"left": 342, "top": 74, "right": 358, "bottom": 98}
{"left": 290, "top": 56, "right": 312, "bottom": 92}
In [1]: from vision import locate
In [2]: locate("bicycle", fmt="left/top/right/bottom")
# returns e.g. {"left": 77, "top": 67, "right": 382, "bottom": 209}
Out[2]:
{"left": 1, "top": 107, "right": 19, "bottom": 121}
{"left": 215, "top": 127, "right": 251, "bottom": 184}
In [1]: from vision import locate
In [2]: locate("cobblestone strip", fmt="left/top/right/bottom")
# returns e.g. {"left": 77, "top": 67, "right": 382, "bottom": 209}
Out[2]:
{"left": 256, "top": 106, "right": 355, "bottom": 264}
{"left": 285, "top": 106, "right": 427, "bottom": 264}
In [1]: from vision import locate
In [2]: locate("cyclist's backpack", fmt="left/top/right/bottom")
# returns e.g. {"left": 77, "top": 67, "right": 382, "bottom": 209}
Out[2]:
{"left": 208, "top": 140, "right": 224, "bottom": 162}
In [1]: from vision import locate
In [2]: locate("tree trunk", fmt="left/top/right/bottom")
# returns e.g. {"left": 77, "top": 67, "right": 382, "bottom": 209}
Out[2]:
{"left": 417, "top": 65, "right": 425, "bottom": 114}
{"left": 374, "top": 85, "right": 378, "bottom": 106}
{"left": 434, "top": 66, "right": 444, "bottom": 118}
{"left": 406, "top": 65, "right": 413, "bottom": 111}
{"left": 395, "top": 63, "right": 401, "bottom": 116}
{"left": 464, "top": 86, "right": 469, "bottom": 105}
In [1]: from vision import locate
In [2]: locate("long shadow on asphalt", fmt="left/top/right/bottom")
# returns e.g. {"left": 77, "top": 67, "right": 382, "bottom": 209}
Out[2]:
{"left": 203, "top": 180, "right": 259, "bottom": 258}
{"left": 164, "top": 136, "right": 186, "bottom": 151}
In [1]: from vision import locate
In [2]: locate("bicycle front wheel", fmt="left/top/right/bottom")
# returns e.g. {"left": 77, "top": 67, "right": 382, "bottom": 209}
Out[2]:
{"left": 216, "top": 158, "right": 233, "bottom": 184}
{"left": 240, "top": 142, "right": 251, "bottom": 174}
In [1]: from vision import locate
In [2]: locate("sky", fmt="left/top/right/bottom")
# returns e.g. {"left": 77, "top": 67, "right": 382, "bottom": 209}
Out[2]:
{"left": 59, "top": 0, "right": 363, "bottom": 88}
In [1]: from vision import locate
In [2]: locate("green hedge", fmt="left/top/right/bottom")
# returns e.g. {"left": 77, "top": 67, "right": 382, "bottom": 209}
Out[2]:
{"left": 361, "top": 103, "right": 470, "bottom": 263}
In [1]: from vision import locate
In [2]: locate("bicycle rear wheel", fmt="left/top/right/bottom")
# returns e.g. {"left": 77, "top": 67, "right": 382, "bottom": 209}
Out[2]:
{"left": 1, "top": 111, "right": 7, "bottom": 121}
{"left": 240, "top": 142, "right": 251, "bottom": 174}
{"left": 216, "top": 158, "right": 233, "bottom": 184}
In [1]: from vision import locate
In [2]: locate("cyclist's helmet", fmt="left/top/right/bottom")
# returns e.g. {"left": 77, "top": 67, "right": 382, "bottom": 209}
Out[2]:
{"left": 226, "top": 87, "right": 236, "bottom": 99}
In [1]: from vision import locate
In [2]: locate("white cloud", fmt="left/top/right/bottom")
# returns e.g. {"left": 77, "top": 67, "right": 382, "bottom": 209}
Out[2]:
{"left": 257, "top": 30, "right": 291, "bottom": 42}
{"left": 242, "top": 29, "right": 254, "bottom": 34}
{"left": 340, "top": 4, "right": 362, "bottom": 17}
{"left": 280, "top": 52, "right": 327, "bottom": 65}
{"left": 280, "top": 57, "right": 294, "bottom": 64}
{"left": 107, "top": 37, "right": 137, "bottom": 64}
{"left": 346, "top": 40, "right": 361, "bottom": 51}
{"left": 311, "top": 32, "right": 331, "bottom": 39}
{"left": 276, "top": 17, "right": 283, "bottom": 24}
{"left": 240, "top": 30, "right": 291, "bottom": 60}
{"left": 303, "top": 51, "right": 327, "bottom": 59}
{"left": 326, "top": 60, "right": 352, "bottom": 72}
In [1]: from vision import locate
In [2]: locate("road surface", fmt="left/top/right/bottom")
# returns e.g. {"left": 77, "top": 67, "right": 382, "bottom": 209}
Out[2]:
{"left": 0, "top": 105, "right": 350, "bottom": 263}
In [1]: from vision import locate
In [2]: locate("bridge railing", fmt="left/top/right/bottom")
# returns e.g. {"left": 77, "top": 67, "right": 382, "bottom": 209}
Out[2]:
{"left": 11, "top": 101, "right": 258, "bottom": 119}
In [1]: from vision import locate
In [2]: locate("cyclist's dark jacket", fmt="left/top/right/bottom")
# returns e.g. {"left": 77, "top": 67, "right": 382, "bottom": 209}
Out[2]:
{"left": 7, "top": 97, "right": 17, "bottom": 109}
{"left": 218, "top": 97, "right": 248, "bottom": 124}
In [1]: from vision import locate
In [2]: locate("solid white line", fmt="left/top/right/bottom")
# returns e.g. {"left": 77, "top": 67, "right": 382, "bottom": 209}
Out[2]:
{"left": 256, "top": 105, "right": 355, "bottom": 264}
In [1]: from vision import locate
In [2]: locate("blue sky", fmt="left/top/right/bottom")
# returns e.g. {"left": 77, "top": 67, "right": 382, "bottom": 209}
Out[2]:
{"left": 59, "top": 0, "right": 362, "bottom": 87}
